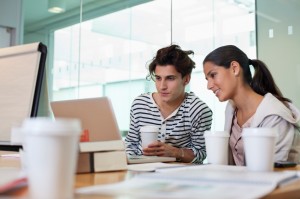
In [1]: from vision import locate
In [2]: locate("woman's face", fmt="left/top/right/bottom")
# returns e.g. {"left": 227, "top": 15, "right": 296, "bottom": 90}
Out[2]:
{"left": 203, "top": 61, "right": 237, "bottom": 102}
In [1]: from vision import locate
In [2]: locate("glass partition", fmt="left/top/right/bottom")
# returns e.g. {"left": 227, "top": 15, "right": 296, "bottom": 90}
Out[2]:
{"left": 24, "top": 0, "right": 256, "bottom": 132}
{"left": 256, "top": 0, "right": 300, "bottom": 108}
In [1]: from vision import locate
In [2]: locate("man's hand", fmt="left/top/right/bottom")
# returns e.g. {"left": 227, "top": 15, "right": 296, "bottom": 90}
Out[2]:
{"left": 143, "top": 141, "right": 178, "bottom": 157}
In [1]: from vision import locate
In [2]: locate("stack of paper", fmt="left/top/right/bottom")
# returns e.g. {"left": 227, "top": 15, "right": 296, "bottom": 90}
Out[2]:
{"left": 77, "top": 140, "right": 127, "bottom": 173}
{"left": 76, "top": 165, "right": 299, "bottom": 199}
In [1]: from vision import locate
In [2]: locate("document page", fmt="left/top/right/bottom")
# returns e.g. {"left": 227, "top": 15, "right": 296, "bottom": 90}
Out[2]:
{"left": 76, "top": 165, "right": 298, "bottom": 199}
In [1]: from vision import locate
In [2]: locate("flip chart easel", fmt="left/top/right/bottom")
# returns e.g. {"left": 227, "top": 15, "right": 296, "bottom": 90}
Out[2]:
{"left": 0, "top": 42, "right": 47, "bottom": 151}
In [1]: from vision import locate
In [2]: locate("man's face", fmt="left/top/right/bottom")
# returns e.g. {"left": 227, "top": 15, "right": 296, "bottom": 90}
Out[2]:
{"left": 154, "top": 64, "right": 189, "bottom": 104}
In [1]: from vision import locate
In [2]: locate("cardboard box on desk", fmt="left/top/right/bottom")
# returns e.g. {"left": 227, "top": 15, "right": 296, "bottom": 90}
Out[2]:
{"left": 76, "top": 140, "right": 128, "bottom": 173}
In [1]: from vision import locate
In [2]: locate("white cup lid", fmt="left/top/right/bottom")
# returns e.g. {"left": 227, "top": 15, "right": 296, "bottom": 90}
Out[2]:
{"left": 204, "top": 131, "right": 229, "bottom": 137}
{"left": 242, "top": 128, "right": 278, "bottom": 137}
{"left": 140, "top": 125, "right": 159, "bottom": 133}
{"left": 21, "top": 117, "right": 82, "bottom": 136}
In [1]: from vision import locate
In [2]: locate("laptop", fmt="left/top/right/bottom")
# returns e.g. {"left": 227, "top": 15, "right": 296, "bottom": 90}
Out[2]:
{"left": 51, "top": 97, "right": 121, "bottom": 142}
{"left": 50, "top": 97, "right": 175, "bottom": 164}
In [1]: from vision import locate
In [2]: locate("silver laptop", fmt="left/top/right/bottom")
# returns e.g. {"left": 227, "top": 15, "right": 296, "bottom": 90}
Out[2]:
{"left": 50, "top": 97, "right": 175, "bottom": 164}
{"left": 51, "top": 97, "right": 121, "bottom": 142}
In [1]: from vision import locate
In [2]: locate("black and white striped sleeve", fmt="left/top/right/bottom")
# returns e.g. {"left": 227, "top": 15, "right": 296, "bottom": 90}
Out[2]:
{"left": 189, "top": 97, "right": 213, "bottom": 163}
{"left": 125, "top": 98, "right": 143, "bottom": 155}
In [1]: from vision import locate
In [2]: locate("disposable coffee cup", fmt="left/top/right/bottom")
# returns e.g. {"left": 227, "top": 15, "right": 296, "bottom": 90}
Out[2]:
{"left": 242, "top": 128, "right": 278, "bottom": 172}
{"left": 140, "top": 126, "right": 159, "bottom": 148}
{"left": 21, "top": 117, "right": 81, "bottom": 199}
{"left": 204, "top": 131, "right": 230, "bottom": 165}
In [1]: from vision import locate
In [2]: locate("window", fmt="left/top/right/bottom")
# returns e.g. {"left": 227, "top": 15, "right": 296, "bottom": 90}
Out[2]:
{"left": 51, "top": 0, "right": 255, "bottom": 132}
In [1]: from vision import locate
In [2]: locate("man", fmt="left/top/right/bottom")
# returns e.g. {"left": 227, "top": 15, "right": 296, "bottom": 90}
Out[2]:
{"left": 125, "top": 44, "right": 212, "bottom": 163}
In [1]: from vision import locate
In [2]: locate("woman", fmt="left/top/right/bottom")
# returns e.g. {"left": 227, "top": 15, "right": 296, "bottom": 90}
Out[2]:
{"left": 203, "top": 45, "right": 300, "bottom": 165}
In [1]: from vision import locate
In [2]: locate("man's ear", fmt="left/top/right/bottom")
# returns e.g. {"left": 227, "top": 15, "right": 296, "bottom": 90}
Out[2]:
{"left": 230, "top": 61, "right": 240, "bottom": 76}
{"left": 183, "top": 74, "right": 191, "bottom": 85}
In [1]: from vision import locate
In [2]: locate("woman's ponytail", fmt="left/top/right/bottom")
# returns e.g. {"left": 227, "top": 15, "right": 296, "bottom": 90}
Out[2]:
{"left": 250, "top": 59, "right": 291, "bottom": 103}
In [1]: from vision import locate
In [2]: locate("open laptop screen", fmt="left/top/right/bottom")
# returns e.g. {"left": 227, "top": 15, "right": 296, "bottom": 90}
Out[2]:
{"left": 51, "top": 97, "right": 121, "bottom": 142}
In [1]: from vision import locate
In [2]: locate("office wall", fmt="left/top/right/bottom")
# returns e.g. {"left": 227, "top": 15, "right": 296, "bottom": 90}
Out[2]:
{"left": 0, "top": 0, "right": 23, "bottom": 45}
{"left": 0, "top": 27, "right": 11, "bottom": 48}
{"left": 257, "top": 0, "right": 300, "bottom": 108}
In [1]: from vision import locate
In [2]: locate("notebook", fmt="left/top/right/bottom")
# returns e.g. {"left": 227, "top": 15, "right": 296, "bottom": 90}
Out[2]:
{"left": 50, "top": 97, "right": 176, "bottom": 164}
{"left": 127, "top": 155, "right": 175, "bottom": 164}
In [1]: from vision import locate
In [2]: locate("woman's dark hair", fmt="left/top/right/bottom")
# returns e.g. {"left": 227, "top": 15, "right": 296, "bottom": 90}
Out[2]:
{"left": 203, "top": 45, "right": 291, "bottom": 103}
{"left": 147, "top": 44, "right": 195, "bottom": 80}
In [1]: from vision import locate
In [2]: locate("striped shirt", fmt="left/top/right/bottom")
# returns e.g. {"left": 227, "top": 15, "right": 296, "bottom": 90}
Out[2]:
{"left": 125, "top": 92, "right": 213, "bottom": 163}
